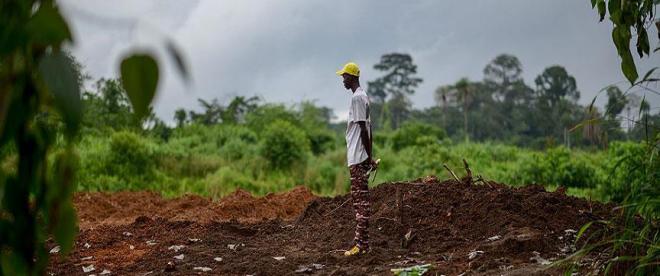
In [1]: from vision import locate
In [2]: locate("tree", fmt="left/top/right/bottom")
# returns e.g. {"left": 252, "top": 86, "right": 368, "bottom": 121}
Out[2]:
{"left": 624, "top": 94, "right": 642, "bottom": 131}
{"left": 600, "top": 86, "right": 628, "bottom": 141}
{"left": 367, "top": 53, "right": 423, "bottom": 129}
{"left": 174, "top": 108, "right": 187, "bottom": 128}
{"left": 453, "top": 78, "right": 475, "bottom": 142}
{"left": 534, "top": 65, "right": 579, "bottom": 108}
{"left": 483, "top": 54, "right": 524, "bottom": 103}
{"left": 604, "top": 86, "right": 628, "bottom": 120}
{"left": 482, "top": 54, "right": 534, "bottom": 141}
{"left": 190, "top": 98, "right": 224, "bottom": 125}
{"left": 82, "top": 78, "right": 137, "bottom": 131}
{"left": 433, "top": 85, "right": 452, "bottom": 128}
{"left": 221, "top": 96, "right": 259, "bottom": 124}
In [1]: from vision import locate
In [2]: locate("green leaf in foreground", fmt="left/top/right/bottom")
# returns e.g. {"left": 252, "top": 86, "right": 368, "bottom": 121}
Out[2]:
{"left": 166, "top": 40, "right": 190, "bottom": 83}
{"left": 575, "top": 221, "right": 593, "bottom": 243}
{"left": 120, "top": 54, "right": 159, "bottom": 119}
{"left": 26, "top": 3, "right": 73, "bottom": 46}
{"left": 39, "top": 51, "right": 82, "bottom": 136}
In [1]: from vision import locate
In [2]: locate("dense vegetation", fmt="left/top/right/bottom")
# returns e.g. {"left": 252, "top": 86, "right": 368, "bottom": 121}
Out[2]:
{"left": 54, "top": 50, "right": 656, "bottom": 204}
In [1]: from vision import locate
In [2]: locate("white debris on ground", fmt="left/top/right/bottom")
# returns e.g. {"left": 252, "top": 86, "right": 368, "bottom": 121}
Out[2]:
{"left": 82, "top": 264, "right": 95, "bottom": 273}
{"left": 530, "top": 251, "right": 552, "bottom": 265}
{"left": 188, "top": 238, "right": 201, "bottom": 242}
{"left": 499, "top": 264, "right": 514, "bottom": 271}
{"left": 122, "top": 232, "right": 132, "bottom": 237}
{"left": 168, "top": 245, "right": 185, "bottom": 252}
{"left": 173, "top": 254, "right": 184, "bottom": 260}
{"left": 84, "top": 243, "right": 91, "bottom": 249}
{"left": 486, "top": 235, "right": 501, "bottom": 241}
{"left": 99, "top": 269, "right": 111, "bottom": 275}
{"left": 295, "top": 264, "right": 325, "bottom": 273}
{"left": 227, "top": 243, "right": 244, "bottom": 250}
{"left": 558, "top": 229, "right": 578, "bottom": 254}
{"left": 214, "top": 257, "right": 223, "bottom": 262}
{"left": 129, "top": 245, "right": 135, "bottom": 250}
{"left": 49, "top": 246, "right": 60, "bottom": 254}
{"left": 146, "top": 240, "right": 157, "bottom": 246}
{"left": 273, "top": 256, "right": 286, "bottom": 261}
{"left": 81, "top": 256, "right": 93, "bottom": 261}
{"left": 467, "top": 250, "right": 484, "bottom": 260}
{"left": 193, "top": 267, "right": 212, "bottom": 272}
{"left": 390, "top": 264, "right": 432, "bottom": 276}
{"left": 142, "top": 271, "right": 153, "bottom": 275}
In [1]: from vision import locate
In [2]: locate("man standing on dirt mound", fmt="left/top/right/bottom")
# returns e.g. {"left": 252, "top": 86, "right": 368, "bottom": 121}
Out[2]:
{"left": 336, "top": 62, "right": 378, "bottom": 256}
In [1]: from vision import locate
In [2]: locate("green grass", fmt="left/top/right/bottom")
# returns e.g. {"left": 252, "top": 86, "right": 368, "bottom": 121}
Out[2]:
{"left": 73, "top": 125, "right": 627, "bottom": 203}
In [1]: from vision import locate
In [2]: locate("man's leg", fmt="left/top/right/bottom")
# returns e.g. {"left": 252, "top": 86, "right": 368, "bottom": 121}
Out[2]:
{"left": 349, "top": 161, "right": 371, "bottom": 251}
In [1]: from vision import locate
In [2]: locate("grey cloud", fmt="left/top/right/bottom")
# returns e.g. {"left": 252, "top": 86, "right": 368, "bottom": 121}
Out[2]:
{"left": 61, "top": 0, "right": 659, "bottom": 123}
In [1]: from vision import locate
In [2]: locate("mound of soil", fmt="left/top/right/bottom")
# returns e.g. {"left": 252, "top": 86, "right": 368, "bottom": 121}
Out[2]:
{"left": 74, "top": 186, "right": 316, "bottom": 229}
{"left": 49, "top": 178, "right": 614, "bottom": 275}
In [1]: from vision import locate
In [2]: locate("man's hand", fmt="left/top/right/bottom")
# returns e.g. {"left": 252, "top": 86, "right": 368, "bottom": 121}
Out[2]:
{"left": 369, "top": 158, "right": 380, "bottom": 171}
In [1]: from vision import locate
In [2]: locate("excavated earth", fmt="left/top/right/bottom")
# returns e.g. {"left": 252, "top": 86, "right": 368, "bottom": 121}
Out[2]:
{"left": 47, "top": 177, "right": 616, "bottom": 275}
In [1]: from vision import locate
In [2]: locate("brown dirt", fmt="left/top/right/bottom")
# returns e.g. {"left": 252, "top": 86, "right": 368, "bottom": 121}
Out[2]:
{"left": 74, "top": 186, "right": 316, "bottom": 229}
{"left": 48, "top": 178, "right": 615, "bottom": 275}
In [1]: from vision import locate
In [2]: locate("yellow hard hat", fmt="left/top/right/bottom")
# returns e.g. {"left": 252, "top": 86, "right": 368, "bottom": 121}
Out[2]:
{"left": 336, "top": 62, "right": 360, "bottom": 77}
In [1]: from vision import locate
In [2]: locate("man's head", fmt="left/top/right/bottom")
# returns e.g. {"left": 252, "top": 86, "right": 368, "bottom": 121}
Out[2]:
{"left": 336, "top": 62, "right": 360, "bottom": 91}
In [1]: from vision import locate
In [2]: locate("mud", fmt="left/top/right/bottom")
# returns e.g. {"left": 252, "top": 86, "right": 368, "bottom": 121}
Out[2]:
{"left": 49, "top": 178, "right": 615, "bottom": 275}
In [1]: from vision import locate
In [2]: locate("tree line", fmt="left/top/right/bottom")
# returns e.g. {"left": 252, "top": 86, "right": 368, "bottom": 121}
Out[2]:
{"left": 78, "top": 52, "right": 656, "bottom": 149}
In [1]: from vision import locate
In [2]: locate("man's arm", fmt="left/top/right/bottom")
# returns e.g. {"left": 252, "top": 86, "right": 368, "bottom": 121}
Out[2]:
{"left": 358, "top": 121, "right": 372, "bottom": 162}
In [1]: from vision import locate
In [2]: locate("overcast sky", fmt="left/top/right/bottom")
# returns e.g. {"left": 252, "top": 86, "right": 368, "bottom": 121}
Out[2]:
{"left": 59, "top": 0, "right": 660, "bottom": 123}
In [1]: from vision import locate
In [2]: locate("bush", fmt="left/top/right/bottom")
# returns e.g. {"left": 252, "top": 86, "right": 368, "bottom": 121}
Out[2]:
{"left": 391, "top": 122, "right": 446, "bottom": 151}
{"left": 246, "top": 104, "right": 300, "bottom": 132}
{"left": 204, "top": 167, "right": 256, "bottom": 199}
{"left": 306, "top": 129, "right": 336, "bottom": 155}
{"left": 220, "top": 137, "right": 256, "bottom": 160}
{"left": 601, "top": 141, "right": 655, "bottom": 202}
{"left": 107, "top": 131, "right": 157, "bottom": 179}
{"left": 260, "top": 120, "right": 310, "bottom": 170}
{"left": 514, "top": 146, "right": 598, "bottom": 188}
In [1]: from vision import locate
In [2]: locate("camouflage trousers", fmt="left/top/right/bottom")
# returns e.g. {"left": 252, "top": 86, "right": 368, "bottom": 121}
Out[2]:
{"left": 349, "top": 160, "right": 371, "bottom": 250}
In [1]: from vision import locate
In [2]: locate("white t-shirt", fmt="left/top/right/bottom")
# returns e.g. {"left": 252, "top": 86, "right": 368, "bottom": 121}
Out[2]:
{"left": 345, "top": 87, "right": 371, "bottom": 166}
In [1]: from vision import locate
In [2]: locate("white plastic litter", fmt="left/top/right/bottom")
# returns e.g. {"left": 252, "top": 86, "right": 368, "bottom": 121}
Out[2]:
{"left": 273, "top": 256, "right": 286, "bottom": 261}
{"left": 129, "top": 245, "right": 135, "bottom": 250}
{"left": 193, "top": 267, "right": 212, "bottom": 272}
{"left": 122, "top": 232, "right": 132, "bottom": 237}
{"left": 82, "top": 264, "right": 95, "bottom": 273}
{"left": 146, "top": 240, "right": 157, "bottom": 246}
{"left": 99, "top": 269, "right": 111, "bottom": 275}
{"left": 467, "top": 250, "right": 484, "bottom": 260}
{"left": 214, "top": 257, "right": 223, "bottom": 262}
{"left": 530, "top": 251, "right": 551, "bottom": 265}
{"left": 168, "top": 245, "right": 185, "bottom": 252}
{"left": 49, "top": 246, "right": 61, "bottom": 254}
{"left": 81, "top": 256, "right": 93, "bottom": 261}
{"left": 487, "top": 235, "right": 501, "bottom": 241}
{"left": 188, "top": 238, "right": 200, "bottom": 242}
{"left": 84, "top": 243, "right": 91, "bottom": 249}
{"left": 173, "top": 254, "right": 184, "bottom": 260}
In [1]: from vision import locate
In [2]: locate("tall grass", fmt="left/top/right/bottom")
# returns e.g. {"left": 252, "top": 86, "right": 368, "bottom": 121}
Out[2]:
{"left": 561, "top": 138, "right": 659, "bottom": 275}
{"left": 75, "top": 124, "right": 623, "bottom": 202}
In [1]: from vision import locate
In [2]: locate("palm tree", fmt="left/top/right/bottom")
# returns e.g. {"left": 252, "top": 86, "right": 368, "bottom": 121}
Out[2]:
{"left": 223, "top": 96, "right": 259, "bottom": 124}
{"left": 434, "top": 85, "right": 452, "bottom": 129}
{"left": 453, "top": 78, "right": 473, "bottom": 142}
